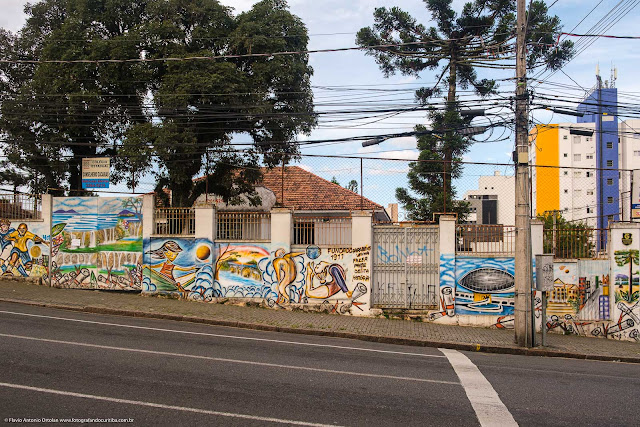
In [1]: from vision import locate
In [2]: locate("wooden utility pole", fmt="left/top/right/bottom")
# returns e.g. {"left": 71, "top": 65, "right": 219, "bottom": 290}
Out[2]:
{"left": 514, "top": 0, "right": 533, "bottom": 347}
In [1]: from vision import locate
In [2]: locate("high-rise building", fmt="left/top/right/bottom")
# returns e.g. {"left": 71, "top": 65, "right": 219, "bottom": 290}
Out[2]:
{"left": 531, "top": 84, "right": 640, "bottom": 229}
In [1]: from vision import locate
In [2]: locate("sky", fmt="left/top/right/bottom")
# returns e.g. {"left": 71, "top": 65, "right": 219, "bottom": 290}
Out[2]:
{"left": 2, "top": 0, "right": 639, "bottom": 211}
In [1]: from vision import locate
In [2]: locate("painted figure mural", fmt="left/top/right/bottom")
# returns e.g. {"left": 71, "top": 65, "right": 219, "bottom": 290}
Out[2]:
{"left": 51, "top": 197, "right": 143, "bottom": 289}
{"left": 0, "top": 219, "right": 49, "bottom": 279}
{"left": 143, "top": 238, "right": 213, "bottom": 297}
{"left": 142, "top": 242, "right": 371, "bottom": 315}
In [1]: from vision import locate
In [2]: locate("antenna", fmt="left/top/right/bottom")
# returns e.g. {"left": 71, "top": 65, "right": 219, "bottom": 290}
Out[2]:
{"left": 610, "top": 64, "right": 617, "bottom": 89}
{"left": 596, "top": 63, "right": 600, "bottom": 76}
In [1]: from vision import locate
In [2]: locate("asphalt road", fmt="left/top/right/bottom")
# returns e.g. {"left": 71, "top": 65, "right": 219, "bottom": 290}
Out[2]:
{"left": 0, "top": 301, "right": 638, "bottom": 426}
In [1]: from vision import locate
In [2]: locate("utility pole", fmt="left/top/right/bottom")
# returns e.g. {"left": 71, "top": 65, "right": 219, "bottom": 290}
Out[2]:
{"left": 514, "top": 0, "right": 533, "bottom": 347}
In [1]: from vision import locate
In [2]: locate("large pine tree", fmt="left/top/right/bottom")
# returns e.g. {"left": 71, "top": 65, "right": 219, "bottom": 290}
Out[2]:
{"left": 357, "top": 0, "right": 573, "bottom": 221}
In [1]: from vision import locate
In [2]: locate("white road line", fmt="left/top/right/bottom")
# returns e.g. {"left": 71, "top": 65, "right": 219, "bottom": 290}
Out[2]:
{"left": 440, "top": 349, "right": 518, "bottom": 427}
{"left": 0, "top": 381, "right": 338, "bottom": 426}
{"left": 0, "top": 333, "right": 458, "bottom": 385}
{"left": 0, "top": 309, "right": 445, "bottom": 358}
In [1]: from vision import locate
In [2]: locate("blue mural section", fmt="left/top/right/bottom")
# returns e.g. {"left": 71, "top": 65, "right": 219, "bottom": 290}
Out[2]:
{"left": 455, "top": 257, "right": 515, "bottom": 316}
{"left": 433, "top": 255, "right": 515, "bottom": 318}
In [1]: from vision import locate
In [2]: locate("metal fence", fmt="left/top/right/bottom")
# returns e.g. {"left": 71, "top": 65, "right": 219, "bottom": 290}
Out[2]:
{"left": 293, "top": 216, "right": 352, "bottom": 246}
{"left": 0, "top": 193, "right": 42, "bottom": 220}
{"left": 456, "top": 224, "right": 516, "bottom": 256}
{"left": 216, "top": 212, "right": 271, "bottom": 241}
{"left": 543, "top": 227, "right": 607, "bottom": 259}
{"left": 154, "top": 208, "right": 195, "bottom": 236}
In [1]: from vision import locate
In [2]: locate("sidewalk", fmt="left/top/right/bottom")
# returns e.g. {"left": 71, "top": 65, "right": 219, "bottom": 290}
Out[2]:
{"left": 2, "top": 280, "right": 639, "bottom": 363}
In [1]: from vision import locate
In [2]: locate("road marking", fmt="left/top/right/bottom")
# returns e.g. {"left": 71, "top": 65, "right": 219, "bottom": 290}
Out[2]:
{"left": 0, "top": 333, "right": 458, "bottom": 385}
{"left": 0, "top": 309, "right": 444, "bottom": 359}
{"left": 0, "top": 381, "right": 338, "bottom": 426}
{"left": 440, "top": 349, "right": 518, "bottom": 427}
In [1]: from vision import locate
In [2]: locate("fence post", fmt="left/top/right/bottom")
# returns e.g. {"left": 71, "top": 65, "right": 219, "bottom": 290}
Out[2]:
{"left": 270, "top": 208, "right": 293, "bottom": 252}
{"left": 351, "top": 210, "right": 372, "bottom": 316}
{"left": 195, "top": 206, "right": 215, "bottom": 241}
{"left": 438, "top": 215, "right": 457, "bottom": 320}
{"left": 41, "top": 194, "right": 53, "bottom": 286}
{"left": 439, "top": 215, "right": 456, "bottom": 255}
{"left": 142, "top": 194, "right": 154, "bottom": 239}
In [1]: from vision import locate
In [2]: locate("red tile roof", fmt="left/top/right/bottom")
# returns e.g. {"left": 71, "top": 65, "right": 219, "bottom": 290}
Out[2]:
{"left": 260, "top": 166, "right": 382, "bottom": 211}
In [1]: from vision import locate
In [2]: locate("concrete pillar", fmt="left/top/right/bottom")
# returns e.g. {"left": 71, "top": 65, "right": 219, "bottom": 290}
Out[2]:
{"left": 194, "top": 206, "right": 215, "bottom": 241}
{"left": 142, "top": 194, "right": 154, "bottom": 239}
{"left": 41, "top": 194, "right": 52, "bottom": 227}
{"left": 351, "top": 211, "right": 373, "bottom": 316}
{"left": 531, "top": 219, "right": 544, "bottom": 255}
{"left": 270, "top": 208, "right": 292, "bottom": 252}
{"left": 439, "top": 215, "right": 457, "bottom": 255}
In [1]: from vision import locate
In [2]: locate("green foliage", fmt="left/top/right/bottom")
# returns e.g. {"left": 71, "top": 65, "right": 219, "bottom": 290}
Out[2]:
{"left": 614, "top": 249, "right": 639, "bottom": 268}
{"left": 330, "top": 176, "right": 340, "bottom": 185}
{"left": 346, "top": 180, "right": 358, "bottom": 193}
{"left": 0, "top": 0, "right": 315, "bottom": 205}
{"left": 540, "top": 212, "right": 594, "bottom": 258}
{"left": 357, "top": 1, "right": 573, "bottom": 221}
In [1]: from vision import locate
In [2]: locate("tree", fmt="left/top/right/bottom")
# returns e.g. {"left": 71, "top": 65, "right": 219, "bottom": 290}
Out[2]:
{"left": 0, "top": 0, "right": 315, "bottom": 205}
{"left": 357, "top": 1, "right": 573, "bottom": 221}
{"left": 346, "top": 179, "right": 358, "bottom": 193}
{"left": 539, "top": 212, "right": 594, "bottom": 259}
{"left": 330, "top": 176, "right": 340, "bottom": 185}
{"left": 614, "top": 249, "right": 639, "bottom": 302}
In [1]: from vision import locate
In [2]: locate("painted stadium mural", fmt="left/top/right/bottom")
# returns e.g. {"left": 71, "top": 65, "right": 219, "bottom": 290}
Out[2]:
{"left": 50, "top": 197, "right": 143, "bottom": 289}
{"left": 431, "top": 255, "right": 515, "bottom": 320}
{"left": 142, "top": 242, "right": 371, "bottom": 315}
{"left": 0, "top": 219, "right": 50, "bottom": 279}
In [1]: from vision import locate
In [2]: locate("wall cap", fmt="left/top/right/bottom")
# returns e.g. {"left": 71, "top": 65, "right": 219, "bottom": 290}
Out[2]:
{"left": 610, "top": 221, "right": 640, "bottom": 229}
{"left": 350, "top": 210, "right": 372, "bottom": 217}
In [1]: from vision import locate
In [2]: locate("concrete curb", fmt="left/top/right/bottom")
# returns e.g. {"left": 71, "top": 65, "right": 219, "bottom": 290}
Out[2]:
{"left": 2, "top": 297, "right": 639, "bottom": 364}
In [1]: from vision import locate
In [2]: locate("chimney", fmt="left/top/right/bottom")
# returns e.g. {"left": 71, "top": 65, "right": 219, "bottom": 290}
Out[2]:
{"left": 386, "top": 203, "right": 399, "bottom": 222}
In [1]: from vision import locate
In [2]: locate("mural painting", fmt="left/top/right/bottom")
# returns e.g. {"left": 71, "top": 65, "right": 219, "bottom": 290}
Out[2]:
{"left": 454, "top": 257, "right": 515, "bottom": 316}
{"left": 142, "top": 238, "right": 214, "bottom": 299}
{"left": 141, "top": 242, "right": 371, "bottom": 315}
{"left": 51, "top": 197, "right": 143, "bottom": 289}
{"left": 0, "top": 219, "right": 50, "bottom": 280}
{"left": 543, "top": 260, "right": 611, "bottom": 337}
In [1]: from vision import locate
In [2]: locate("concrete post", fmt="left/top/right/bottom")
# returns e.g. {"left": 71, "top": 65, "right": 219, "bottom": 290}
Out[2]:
{"left": 351, "top": 211, "right": 373, "bottom": 316}
{"left": 142, "top": 194, "right": 155, "bottom": 240}
{"left": 270, "top": 208, "right": 292, "bottom": 252}
{"left": 194, "top": 206, "right": 215, "bottom": 241}
{"left": 439, "top": 215, "right": 457, "bottom": 255}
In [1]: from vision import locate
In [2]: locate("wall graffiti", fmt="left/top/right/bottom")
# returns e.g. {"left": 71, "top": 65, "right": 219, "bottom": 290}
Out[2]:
{"left": 0, "top": 219, "right": 50, "bottom": 279}
{"left": 142, "top": 238, "right": 213, "bottom": 298}
{"left": 51, "top": 197, "right": 143, "bottom": 289}
{"left": 141, "top": 242, "right": 371, "bottom": 315}
{"left": 376, "top": 244, "right": 433, "bottom": 264}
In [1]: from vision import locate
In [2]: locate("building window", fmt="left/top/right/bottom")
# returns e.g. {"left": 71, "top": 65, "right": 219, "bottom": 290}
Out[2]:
{"left": 587, "top": 207, "right": 592, "bottom": 213}
{"left": 573, "top": 136, "right": 581, "bottom": 144}
{"left": 587, "top": 137, "right": 592, "bottom": 141}
{"left": 586, "top": 154, "right": 594, "bottom": 160}
{"left": 607, "top": 178, "right": 613, "bottom": 185}
{"left": 587, "top": 190, "right": 594, "bottom": 195}
{"left": 574, "top": 154, "right": 581, "bottom": 161}
{"left": 564, "top": 189, "right": 568, "bottom": 194}
{"left": 563, "top": 171, "right": 568, "bottom": 176}
{"left": 573, "top": 171, "right": 581, "bottom": 178}
{"left": 607, "top": 142, "right": 613, "bottom": 149}
{"left": 563, "top": 135, "right": 568, "bottom": 140}
{"left": 607, "top": 197, "right": 614, "bottom": 204}
{"left": 574, "top": 190, "right": 582, "bottom": 197}
{"left": 634, "top": 151, "right": 640, "bottom": 156}
{"left": 586, "top": 171, "right": 592, "bottom": 177}
{"left": 563, "top": 153, "right": 568, "bottom": 157}
{"left": 607, "top": 160, "right": 613, "bottom": 167}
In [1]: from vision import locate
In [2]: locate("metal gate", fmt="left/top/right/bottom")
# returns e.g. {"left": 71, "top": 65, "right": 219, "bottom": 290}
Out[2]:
{"left": 372, "top": 225, "right": 440, "bottom": 309}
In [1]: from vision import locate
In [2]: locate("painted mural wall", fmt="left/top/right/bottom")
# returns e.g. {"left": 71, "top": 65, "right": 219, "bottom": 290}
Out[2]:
{"left": 142, "top": 242, "right": 371, "bottom": 315}
{"left": 0, "top": 219, "right": 50, "bottom": 280}
{"left": 50, "top": 197, "right": 143, "bottom": 289}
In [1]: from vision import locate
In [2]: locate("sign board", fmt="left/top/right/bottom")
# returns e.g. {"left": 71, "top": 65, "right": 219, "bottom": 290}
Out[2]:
{"left": 535, "top": 254, "right": 554, "bottom": 292}
{"left": 632, "top": 170, "right": 640, "bottom": 220}
{"left": 82, "top": 158, "right": 110, "bottom": 189}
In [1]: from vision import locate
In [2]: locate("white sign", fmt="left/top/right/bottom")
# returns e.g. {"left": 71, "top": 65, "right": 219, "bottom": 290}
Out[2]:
{"left": 82, "top": 157, "right": 110, "bottom": 189}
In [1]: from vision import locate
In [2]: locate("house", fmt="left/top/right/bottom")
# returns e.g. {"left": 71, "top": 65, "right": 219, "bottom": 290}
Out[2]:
{"left": 194, "top": 166, "right": 389, "bottom": 219}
